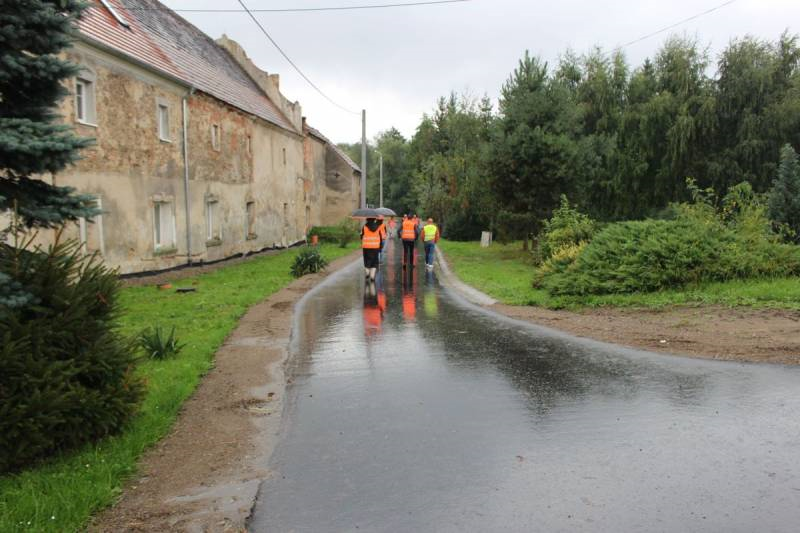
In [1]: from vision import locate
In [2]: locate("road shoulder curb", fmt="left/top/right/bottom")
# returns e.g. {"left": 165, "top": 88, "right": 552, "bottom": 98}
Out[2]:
{"left": 434, "top": 247, "right": 497, "bottom": 306}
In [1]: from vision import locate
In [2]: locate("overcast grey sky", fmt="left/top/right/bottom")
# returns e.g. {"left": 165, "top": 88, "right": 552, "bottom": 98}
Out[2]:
{"left": 160, "top": 0, "right": 800, "bottom": 144}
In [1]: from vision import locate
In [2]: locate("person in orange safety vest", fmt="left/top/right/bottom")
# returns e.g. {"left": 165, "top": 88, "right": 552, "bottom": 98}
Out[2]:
{"left": 399, "top": 214, "right": 419, "bottom": 268}
{"left": 361, "top": 217, "right": 383, "bottom": 281}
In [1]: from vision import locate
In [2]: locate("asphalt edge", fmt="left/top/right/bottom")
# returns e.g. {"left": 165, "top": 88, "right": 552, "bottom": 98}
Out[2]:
{"left": 434, "top": 246, "right": 497, "bottom": 306}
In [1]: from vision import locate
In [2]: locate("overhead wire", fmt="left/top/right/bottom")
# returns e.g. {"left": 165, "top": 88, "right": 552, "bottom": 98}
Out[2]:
{"left": 234, "top": 0, "right": 360, "bottom": 114}
{"left": 609, "top": 0, "right": 738, "bottom": 55}
{"left": 92, "top": 0, "right": 471, "bottom": 14}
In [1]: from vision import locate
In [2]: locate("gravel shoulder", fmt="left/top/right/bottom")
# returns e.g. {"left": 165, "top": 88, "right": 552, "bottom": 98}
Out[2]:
{"left": 436, "top": 249, "right": 800, "bottom": 365}
{"left": 91, "top": 251, "right": 359, "bottom": 532}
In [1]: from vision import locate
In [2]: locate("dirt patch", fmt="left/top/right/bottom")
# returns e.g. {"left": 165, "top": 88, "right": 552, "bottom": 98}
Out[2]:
{"left": 90, "top": 251, "right": 358, "bottom": 533}
{"left": 492, "top": 303, "right": 800, "bottom": 365}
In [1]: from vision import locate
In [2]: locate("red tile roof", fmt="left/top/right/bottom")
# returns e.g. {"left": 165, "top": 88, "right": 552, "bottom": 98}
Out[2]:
{"left": 76, "top": 0, "right": 296, "bottom": 133}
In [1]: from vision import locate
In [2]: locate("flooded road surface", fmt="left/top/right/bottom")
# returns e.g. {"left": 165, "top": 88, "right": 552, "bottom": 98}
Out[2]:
{"left": 249, "top": 242, "right": 800, "bottom": 532}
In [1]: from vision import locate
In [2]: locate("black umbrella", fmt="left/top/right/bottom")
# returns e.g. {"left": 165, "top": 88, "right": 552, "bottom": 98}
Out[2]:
{"left": 351, "top": 207, "right": 381, "bottom": 219}
{"left": 375, "top": 207, "right": 398, "bottom": 217}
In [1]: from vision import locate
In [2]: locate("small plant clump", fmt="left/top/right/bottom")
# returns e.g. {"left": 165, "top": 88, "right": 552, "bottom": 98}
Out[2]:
{"left": 291, "top": 247, "right": 329, "bottom": 278}
{"left": 535, "top": 195, "right": 596, "bottom": 262}
{"left": 137, "top": 326, "right": 185, "bottom": 360}
{"left": 335, "top": 218, "right": 360, "bottom": 248}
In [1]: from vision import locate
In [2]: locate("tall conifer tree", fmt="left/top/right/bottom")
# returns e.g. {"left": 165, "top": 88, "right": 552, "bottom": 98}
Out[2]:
{"left": 0, "top": 0, "right": 95, "bottom": 228}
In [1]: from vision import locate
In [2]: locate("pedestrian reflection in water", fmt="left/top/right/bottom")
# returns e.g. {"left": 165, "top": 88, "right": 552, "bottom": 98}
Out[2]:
{"left": 401, "top": 267, "right": 417, "bottom": 322}
{"left": 423, "top": 288, "right": 438, "bottom": 318}
{"left": 363, "top": 279, "right": 386, "bottom": 338}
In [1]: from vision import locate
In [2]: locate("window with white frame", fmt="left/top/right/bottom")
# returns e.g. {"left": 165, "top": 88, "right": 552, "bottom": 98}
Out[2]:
{"left": 75, "top": 74, "right": 97, "bottom": 125}
{"left": 157, "top": 103, "right": 170, "bottom": 141}
{"left": 78, "top": 197, "right": 105, "bottom": 256}
{"left": 211, "top": 124, "right": 220, "bottom": 151}
{"left": 206, "top": 197, "right": 220, "bottom": 242}
{"left": 153, "top": 200, "right": 176, "bottom": 251}
{"left": 245, "top": 201, "right": 256, "bottom": 239}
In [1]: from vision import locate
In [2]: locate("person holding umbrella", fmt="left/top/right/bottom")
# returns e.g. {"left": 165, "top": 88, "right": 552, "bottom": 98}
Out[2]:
{"left": 376, "top": 215, "right": 388, "bottom": 262}
{"left": 361, "top": 217, "right": 384, "bottom": 281}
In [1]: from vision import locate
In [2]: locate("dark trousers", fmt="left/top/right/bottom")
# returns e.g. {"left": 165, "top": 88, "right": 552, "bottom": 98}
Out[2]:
{"left": 402, "top": 240, "right": 416, "bottom": 266}
{"left": 424, "top": 242, "right": 435, "bottom": 265}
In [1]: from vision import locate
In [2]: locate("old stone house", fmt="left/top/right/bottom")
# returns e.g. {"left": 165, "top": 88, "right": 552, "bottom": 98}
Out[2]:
{"left": 303, "top": 122, "right": 363, "bottom": 226}
{"left": 47, "top": 0, "right": 360, "bottom": 274}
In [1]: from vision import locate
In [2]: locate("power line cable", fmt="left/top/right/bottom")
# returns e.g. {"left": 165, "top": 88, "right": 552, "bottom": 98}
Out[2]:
{"left": 235, "top": 0, "right": 360, "bottom": 114}
{"left": 609, "top": 0, "right": 738, "bottom": 55}
{"left": 90, "top": 0, "right": 471, "bottom": 14}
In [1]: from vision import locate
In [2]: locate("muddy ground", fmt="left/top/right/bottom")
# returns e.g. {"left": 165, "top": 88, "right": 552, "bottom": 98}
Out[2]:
{"left": 493, "top": 303, "right": 800, "bottom": 365}
{"left": 90, "top": 251, "right": 359, "bottom": 533}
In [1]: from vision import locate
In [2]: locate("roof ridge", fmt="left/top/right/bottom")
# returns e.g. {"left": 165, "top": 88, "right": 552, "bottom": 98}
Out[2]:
{"left": 215, "top": 42, "right": 301, "bottom": 135}
{"left": 80, "top": 0, "right": 297, "bottom": 132}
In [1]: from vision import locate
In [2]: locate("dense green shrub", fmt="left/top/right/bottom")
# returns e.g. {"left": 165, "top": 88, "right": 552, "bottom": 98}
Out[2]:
{"left": 536, "top": 195, "right": 596, "bottom": 262}
{"left": 535, "top": 178, "right": 800, "bottom": 296}
{"left": 308, "top": 218, "right": 359, "bottom": 248}
{"left": 537, "top": 218, "right": 800, "bottom": 296}
{"left": 307, "top": 225, "right": 341, "bottom": 244}
{"left": 0, "top": 236, "right": 142, "bottom": 473}
{"left": 290, "top": 247, "right": 329, "bottom": 277}
{"left": 533, "top": 241, "right": 587, "bottom": 287}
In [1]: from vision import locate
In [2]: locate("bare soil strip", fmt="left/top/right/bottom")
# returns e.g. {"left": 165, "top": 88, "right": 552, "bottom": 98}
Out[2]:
{"left": 435, "top": 249, "right": 800, "bottom": 366}
{"left": 91, "top": 252, "right": 358, "bottom": 533}
{"left": 492, "top": 303, "right": 800, "bottom": 365}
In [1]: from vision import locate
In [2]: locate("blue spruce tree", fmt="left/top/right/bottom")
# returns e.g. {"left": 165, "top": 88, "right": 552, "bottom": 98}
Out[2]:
{"left": 1, "top": 1, "right": 141, "bottom": 473}
{"left": 768, "top": 144, "right": 800, "bottom": 242}
{"left": 0, "top": 0, "right": 96, "bottom": 228}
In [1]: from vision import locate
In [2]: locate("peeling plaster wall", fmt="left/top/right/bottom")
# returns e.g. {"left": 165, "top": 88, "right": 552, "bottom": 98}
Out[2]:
{"left": 324, "top": 148, "right": 361, "bottom": 225}
{"left": 54, "top": 43, "right": 189, "bottom": 273}
{"left": 44, "top": 42, "right": 308, "bottom": 274}
{"left": 303, "top": 133, "right": 327, "bottom": 229}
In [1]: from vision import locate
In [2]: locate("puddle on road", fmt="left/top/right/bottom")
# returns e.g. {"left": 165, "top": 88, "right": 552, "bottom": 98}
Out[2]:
{"left": 249, "top": 241, "right": 800, "bottom": 532}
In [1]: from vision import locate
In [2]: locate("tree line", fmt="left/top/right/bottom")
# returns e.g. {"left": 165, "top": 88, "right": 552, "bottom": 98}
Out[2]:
{"left": 341, "top": 32, "right": 800, "bottom": 243}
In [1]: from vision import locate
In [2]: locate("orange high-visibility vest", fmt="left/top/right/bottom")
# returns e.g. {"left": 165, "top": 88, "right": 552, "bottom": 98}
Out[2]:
{"left": 401, "top": 219, "right": 417, "bottom": 240}
{"left": 362, "top": 226, "right": 382, "bottom": 249}
{"left": 378, "top": 223, "right": 387, "bottom": 239}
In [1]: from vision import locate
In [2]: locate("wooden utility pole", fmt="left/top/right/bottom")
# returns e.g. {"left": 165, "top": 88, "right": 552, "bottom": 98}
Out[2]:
{"left": 377, "top": 150, "right": 383, "bottom": 207}
{"left": 360, "top": 109, "right": 367, "bottom": 209}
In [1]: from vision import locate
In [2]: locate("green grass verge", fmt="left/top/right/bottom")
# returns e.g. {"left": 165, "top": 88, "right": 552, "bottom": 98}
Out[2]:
{"left": 0, "top": 244, "right": 357, "bottom": 533}
{"left": 439, "top": 240, "right": 800, "bottom": 310}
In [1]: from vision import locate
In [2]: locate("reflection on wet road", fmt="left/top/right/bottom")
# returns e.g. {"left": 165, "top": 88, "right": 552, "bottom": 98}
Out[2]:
{"left": 249, "top": 241, "right": 800, "bottom": 532}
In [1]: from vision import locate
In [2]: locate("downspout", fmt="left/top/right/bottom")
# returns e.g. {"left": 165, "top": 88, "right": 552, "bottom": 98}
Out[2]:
{"left": 182, "top": 88, "right": 196, "bottom": 264}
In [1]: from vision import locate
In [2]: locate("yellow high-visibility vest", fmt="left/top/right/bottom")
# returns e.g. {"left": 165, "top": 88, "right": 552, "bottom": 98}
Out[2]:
{"left": 423, "top": 224, "right": 438, "bottom": 242}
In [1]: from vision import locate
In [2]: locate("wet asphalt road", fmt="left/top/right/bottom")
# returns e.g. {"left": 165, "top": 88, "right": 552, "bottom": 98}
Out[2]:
{"left": 249, "top": 241, "right": 800, "bottom": 532}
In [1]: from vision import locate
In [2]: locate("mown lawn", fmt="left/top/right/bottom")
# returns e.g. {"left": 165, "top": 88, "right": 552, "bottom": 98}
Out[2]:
{"left": 0, "top": 244, "right": 356, "bottom": 533}
{"left": 439, "top": 240, "right": 800, "bottom": 310}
